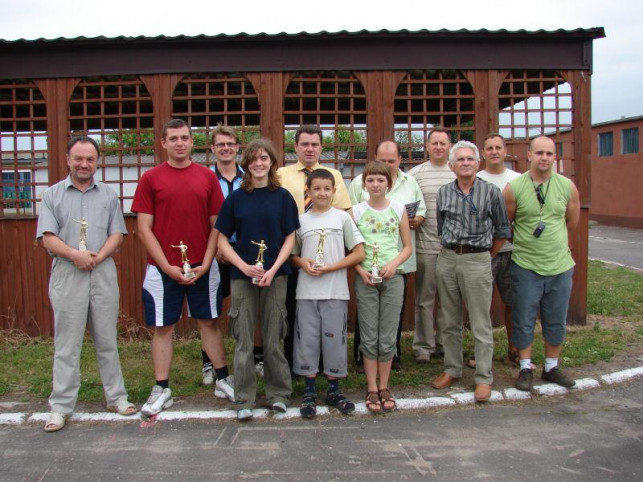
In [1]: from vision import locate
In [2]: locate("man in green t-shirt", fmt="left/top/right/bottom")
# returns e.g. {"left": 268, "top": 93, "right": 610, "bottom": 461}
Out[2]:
{"left": 503, "top": 136, "right": 580, "bottom": 391}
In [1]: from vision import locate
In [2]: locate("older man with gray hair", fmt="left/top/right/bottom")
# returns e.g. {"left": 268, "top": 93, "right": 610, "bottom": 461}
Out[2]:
{"left": 431, "top": 140, "right": 510, "bottom": 403}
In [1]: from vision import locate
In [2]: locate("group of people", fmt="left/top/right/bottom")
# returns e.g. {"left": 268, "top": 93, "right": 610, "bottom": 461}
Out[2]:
{"left": 36, "top": 119, "right": 579, "bottom": 431}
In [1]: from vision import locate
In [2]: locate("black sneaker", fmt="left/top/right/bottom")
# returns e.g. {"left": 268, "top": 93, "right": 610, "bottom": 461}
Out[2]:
{"left": 515, "top": 368, "right": 534, "bottom": 391}
{"left": 300, "top": 392, "right": 317, "bottom": 419}
{"left": 542, "top": 367, "right": 576, "bottom": 388}
{"left": 326, "top": 391, "right": 355, "bottom": 415}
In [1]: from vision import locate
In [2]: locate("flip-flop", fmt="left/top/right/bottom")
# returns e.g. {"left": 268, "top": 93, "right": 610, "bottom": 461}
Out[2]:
{"left": 44, "top": 412, "right": 66, "bottom": 432}
{"left": 107, "top": 398, "right": 138, "bottom": 416}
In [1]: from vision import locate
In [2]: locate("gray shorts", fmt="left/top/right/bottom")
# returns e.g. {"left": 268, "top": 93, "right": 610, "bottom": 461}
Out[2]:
{"left": 293, "top": 299, "right": 348, "bottom": 378}
{"left": 491, "top": 251, "right": 513, "bottom": 306}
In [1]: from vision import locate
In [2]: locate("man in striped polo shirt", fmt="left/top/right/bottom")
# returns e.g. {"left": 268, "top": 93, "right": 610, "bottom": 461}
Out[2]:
{"left": 409, "top": 128, "right": 455, "bottom": 364}
{"left": 432, "top": 140, "right": 510, "bottom": 403}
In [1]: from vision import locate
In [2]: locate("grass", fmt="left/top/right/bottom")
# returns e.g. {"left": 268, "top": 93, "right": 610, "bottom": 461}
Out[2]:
{"left": 1, "top": 260, "right": 641, "bottom": 404}
{"left": 587, "top": 260, "right": 643, "bottom": 319}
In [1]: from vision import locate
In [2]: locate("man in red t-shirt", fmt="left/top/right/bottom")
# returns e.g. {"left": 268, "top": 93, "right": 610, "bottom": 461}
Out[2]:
{"left": 132, "top": 119, "right": 233, "bottom": 417}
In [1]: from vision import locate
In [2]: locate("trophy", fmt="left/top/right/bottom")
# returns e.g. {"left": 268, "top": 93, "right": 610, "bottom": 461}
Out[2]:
{"left": 73, "top": 218, "right": 88, "bottom": 251}
{"left": 369, "top": 242, "right": 382, "bottom": 284}
{"left": 312, "top": 229, "right": 327, "bottom": 269}
{"left": 171, "top": 241, "right": 196, "bottom": 279}
{"left": 251, "top": 239, "right": 267, "bottom": 285}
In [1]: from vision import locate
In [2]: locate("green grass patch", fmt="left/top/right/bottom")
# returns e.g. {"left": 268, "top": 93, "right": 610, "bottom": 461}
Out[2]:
{"left": 1, "top": 260, "right": 641, "bottom": 403}
{"left": 587, "top": 260, "right": 643, "bottom": 318}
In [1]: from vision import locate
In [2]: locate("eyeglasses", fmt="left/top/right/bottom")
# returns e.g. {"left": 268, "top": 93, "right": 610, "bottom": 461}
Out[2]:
{"left": 214, "top": 142, "right": 237, "bottom": 149}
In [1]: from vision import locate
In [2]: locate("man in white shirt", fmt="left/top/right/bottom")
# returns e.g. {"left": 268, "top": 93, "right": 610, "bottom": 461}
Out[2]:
{"left": 476, "top": 133, "right": 520, "bottom": 365}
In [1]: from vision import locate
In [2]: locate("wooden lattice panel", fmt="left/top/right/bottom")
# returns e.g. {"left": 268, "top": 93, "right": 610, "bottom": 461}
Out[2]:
{"left": 394, "top": 70, "right": 475, "bottom": 167}
{"left": 172, "top": 73, "right": 260, "bottom": 164}
{"left": 498, "top": 71, "right": 573, "bottom": 174}
{"left": 0, "top": 80, "right": 47, "bottom": 217}
{"left": 284, "top": 72, "right": 367, "bottom": 180}
{"left": 69, "top": 76, "right": 154, "bottom": 213}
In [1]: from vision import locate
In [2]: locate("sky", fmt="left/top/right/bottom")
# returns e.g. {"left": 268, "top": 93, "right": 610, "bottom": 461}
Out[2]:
{"left": 1, "top": 0, "right": 641, "bottom": 124}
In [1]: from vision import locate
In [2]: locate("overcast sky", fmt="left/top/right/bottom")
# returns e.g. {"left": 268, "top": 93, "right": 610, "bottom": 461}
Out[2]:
{"left": 1, "top": 0, "right": 641, "bottom": 124}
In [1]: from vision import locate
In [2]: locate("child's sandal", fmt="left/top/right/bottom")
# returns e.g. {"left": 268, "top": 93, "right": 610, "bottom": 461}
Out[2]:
{"left": 378, "top": 388, "right": 396, "bottom": 412}
{"left": 365, "top": 391, "right": 382, "bottom": 413}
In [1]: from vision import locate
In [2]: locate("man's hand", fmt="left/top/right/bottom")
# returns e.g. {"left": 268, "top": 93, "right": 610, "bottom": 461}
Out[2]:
{"left": 164, "top": 265, "right": 197, "bottom": 285}
{"left": 70, "top": 250, "right": 98, "bottom": 271}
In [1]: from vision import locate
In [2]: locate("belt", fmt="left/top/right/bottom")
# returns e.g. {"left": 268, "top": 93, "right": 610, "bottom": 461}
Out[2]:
{"left": 445, "top": 244, "right": 489, "bottom": 255}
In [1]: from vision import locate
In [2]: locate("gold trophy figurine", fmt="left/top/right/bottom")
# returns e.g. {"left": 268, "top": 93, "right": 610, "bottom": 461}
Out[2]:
{"left": 251, "top": 239, "right": 267, "bottom": 285}
{"left": 171, "top": 241, "right": 196, "bottom": 279}
{"left": 312, "top": 229, "right": 327, "bottom": 268}
{"left": 73, "top": 218, "right": 89, "bottom": 251}
{"left": 369, "top": 242, "right": 383, "bottom": 284}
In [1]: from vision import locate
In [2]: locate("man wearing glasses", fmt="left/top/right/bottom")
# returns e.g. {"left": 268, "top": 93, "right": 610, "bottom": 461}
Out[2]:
{"left": 431, "top": 140, "right": 510, "bottom": 403}
{"left": 503, "top": 136, "right": 580, "bottom": 391}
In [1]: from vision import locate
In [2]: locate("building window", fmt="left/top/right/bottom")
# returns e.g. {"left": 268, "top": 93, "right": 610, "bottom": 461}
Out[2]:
{"left": 2, "top": 170, "right": 32, "bottom": 209}
{"left": 598, "top": 131, "right": 613, "bottom": 157}
{"left": 621, "top": 128, "right": 639, "bottom": 154}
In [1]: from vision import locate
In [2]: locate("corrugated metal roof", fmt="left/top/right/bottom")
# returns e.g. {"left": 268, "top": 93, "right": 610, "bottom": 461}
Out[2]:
{"left": 0, "top": 27, "right": 606, "bottom": 45}
{"left": 592, "top": 114, "right": 643, "bottom": 128}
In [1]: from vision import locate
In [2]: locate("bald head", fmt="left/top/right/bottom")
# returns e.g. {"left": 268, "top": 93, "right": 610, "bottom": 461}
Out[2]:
{"left": 375, "top": 140, "right": 402, "bottom": 178}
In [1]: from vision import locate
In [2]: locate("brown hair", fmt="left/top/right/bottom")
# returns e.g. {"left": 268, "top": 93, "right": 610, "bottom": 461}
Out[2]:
{"left": 210, "top": 124, "right": 239, "bottom": 145}
{"left": 240, "top": 138, "right": 281, "bottom": 191}
{"left": 483, "top": 133, "right": 506, "bottom": 147}
{"left": 162, "top": 118, "right": 191, "bottom": 140}
{"left": 362, "top": 161, "right": 392, "bottom": 190}
{"left": 427, "top": 126, "right": 450, "bottom": 143}
{"left": 295, "top": 125, "right": 323, "bottom": 145}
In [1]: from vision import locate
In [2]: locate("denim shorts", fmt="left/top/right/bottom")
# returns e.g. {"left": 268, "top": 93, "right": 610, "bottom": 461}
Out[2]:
{"left": 510, "top": 262, "right": 573, "bottom": 349}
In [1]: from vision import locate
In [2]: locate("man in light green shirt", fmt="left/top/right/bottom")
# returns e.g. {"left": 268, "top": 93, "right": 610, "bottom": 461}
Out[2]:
{"left": 503, "top": 136, "right": 580, "bottom": 391}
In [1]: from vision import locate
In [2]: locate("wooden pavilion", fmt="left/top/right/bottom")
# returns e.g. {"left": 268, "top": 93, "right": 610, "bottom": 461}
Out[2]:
{"left": 0, "top": 28, "right": 605, "bottom": 335}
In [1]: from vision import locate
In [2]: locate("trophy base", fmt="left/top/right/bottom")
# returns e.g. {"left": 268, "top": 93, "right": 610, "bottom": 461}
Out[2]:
{"left": 79, "top": 243, "right": 87, "bottom": 252}
{"left": 183, "top": 272, "right": 196, "bottom": 279}
{"left": 312, "top": 262, "right": 324, "bottom": 269}
{"left": 252, "top": 277, "right": 261, "bottom": 285}
{"left": 371, "top": 276, "right": 383, "bottom": 284}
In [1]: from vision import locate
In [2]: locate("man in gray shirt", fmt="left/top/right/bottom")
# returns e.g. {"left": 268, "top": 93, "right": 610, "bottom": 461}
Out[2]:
{"left": 37, "top": 136, "right": 135, "bottom": 432}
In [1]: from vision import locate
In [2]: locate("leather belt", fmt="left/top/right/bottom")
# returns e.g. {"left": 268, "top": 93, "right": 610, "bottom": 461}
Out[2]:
{"left": 445, "top": 244, "right": 489, "bottom": 255}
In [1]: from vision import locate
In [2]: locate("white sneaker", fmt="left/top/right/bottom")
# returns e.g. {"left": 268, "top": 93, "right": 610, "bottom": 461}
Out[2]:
{"left": 237, "top": 408, "right": 253, "bottom": 421}
{"left": 141, "top": 385, "right": 173, "bottom": 417}
{"left": 255, "top": 361, "right": 264, "bottom": 378}
{"left": 272, "top": 401, "right": 287, "bottom": 413}
{"left": 214, "top": 375, "right": 235, "bottom": 401}
{"left": 202, "top": 363, "right": 215, "bottom": 386}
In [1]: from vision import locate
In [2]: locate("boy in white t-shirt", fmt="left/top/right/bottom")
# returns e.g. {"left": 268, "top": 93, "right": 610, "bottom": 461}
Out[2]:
{"left": 291, "top": 169, "right": 365, "bottom": 418}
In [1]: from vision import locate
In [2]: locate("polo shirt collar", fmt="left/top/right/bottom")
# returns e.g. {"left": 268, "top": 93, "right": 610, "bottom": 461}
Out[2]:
{"left": 64, "top": 175, "right": 98, "bottom": 192}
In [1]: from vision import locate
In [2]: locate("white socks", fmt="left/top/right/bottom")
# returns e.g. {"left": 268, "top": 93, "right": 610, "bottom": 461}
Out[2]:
{"left": 519, "top": 358, "right": 532, "bottom": 371}
{"left": 544, "top": 358, "right": 558, "bottom": 372}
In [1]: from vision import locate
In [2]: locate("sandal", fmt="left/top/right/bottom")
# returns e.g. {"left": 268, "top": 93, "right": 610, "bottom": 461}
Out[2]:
{"left": 326, "top": 391, "right": 355, "bottom": 415}
{"left": 365, "top": 391, "right": 382, "bottom": 413}
{"left": 300, "top": 392, "right": 317, "bottom": 419}
{"left": 378, "top": 388, "right": 396, "bottom": 412}
{"left": 107, "top": 397, "right": 138, "bottom": 416}
{"left": 44, "top": 412, "right": 66, "bottom": 433}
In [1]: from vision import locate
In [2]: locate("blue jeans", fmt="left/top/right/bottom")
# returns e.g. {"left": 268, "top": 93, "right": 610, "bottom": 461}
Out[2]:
{"left": 510, "top": 262, "right": 574, "bottom": 349}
